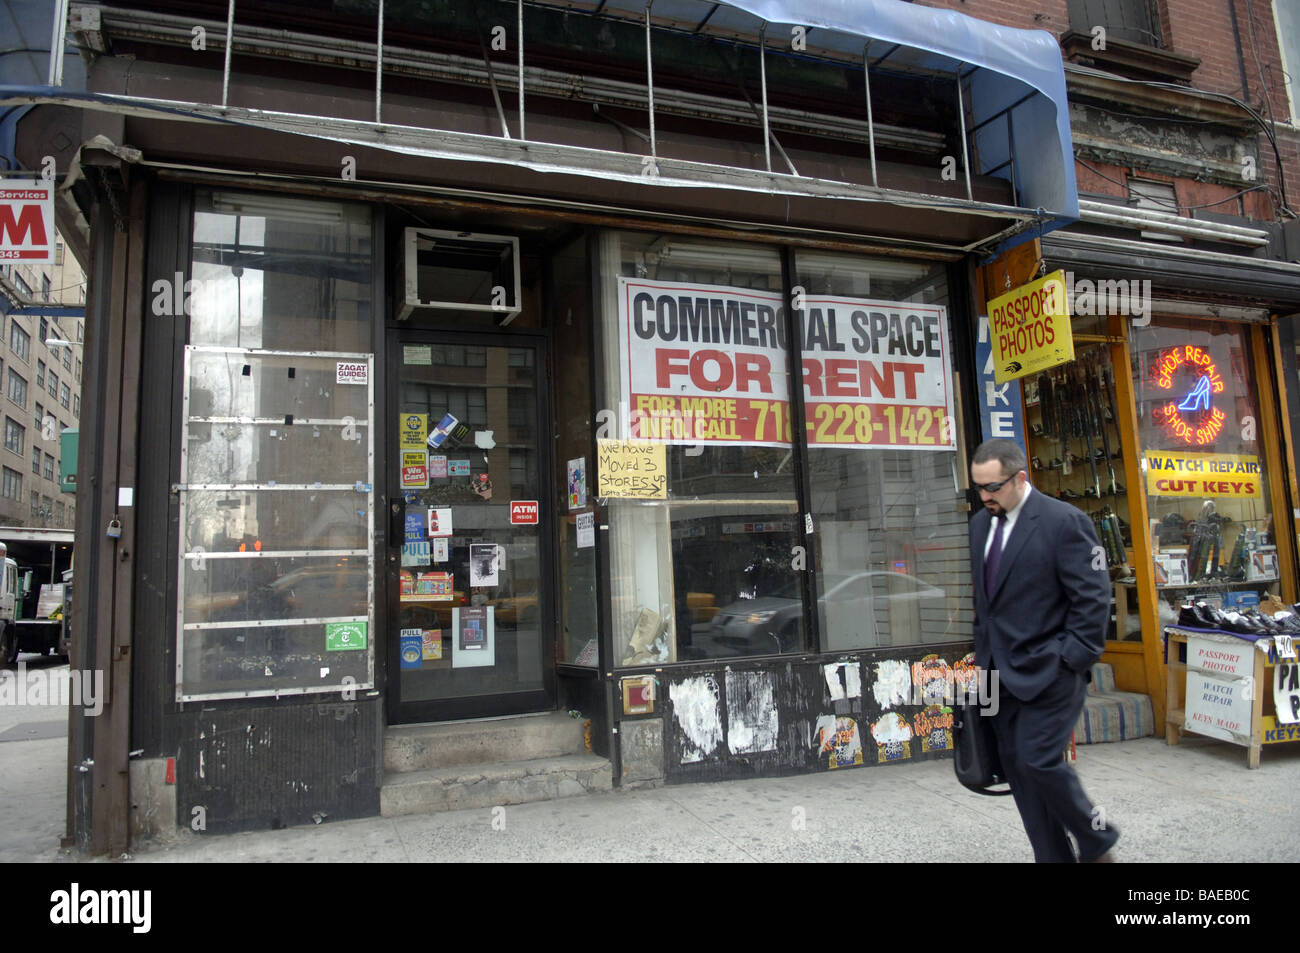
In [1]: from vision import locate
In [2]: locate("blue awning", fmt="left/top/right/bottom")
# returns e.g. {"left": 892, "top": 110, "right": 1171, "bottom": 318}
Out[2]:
{"left": 537, "top": 0, "right": 1079, "bottom": 246}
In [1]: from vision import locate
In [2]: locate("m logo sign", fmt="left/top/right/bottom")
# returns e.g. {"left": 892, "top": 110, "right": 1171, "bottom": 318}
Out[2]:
{"left": 510, "top": 501, "right": 539, "bottom": 525}
{"left": 0, "top": 181, "right": 54, "bottom": 263}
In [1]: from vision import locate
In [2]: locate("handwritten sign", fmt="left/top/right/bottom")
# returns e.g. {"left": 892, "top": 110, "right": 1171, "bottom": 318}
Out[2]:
{"left": 597, "top": 439, "right": 666, "bottom": 499}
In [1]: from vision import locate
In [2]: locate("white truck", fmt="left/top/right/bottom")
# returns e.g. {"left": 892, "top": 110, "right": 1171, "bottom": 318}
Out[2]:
{"left": 0, "top": 542, "right": 70, "bottom": 664}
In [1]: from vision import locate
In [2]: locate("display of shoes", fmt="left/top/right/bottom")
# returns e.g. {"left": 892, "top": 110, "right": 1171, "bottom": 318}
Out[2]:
{"left": 1274, "top": 612, "right": 1300, "bottom": 635}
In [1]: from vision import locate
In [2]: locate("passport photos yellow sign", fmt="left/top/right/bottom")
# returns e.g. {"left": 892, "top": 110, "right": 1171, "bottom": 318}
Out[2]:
{"left": 988, "top": 270, "right": 1074, "bottom": 384}
{"left": 1144, "top": 450, "right": 1263, "bottom": 499}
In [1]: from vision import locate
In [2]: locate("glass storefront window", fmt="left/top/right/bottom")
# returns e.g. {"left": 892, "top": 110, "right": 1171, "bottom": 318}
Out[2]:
{"left": 794, "top": 250, "right": 970, "bottom": 649}
{"left": 599, "top": 233, "right": 801, "bottom": 663}
{"left": 190, "top": 192, "right": 371, "bottom": 351}
{"left": 178, "top": 192, "right": 374, "bottom": 701}
{"left": 1132, "top": 319, "right": 1276, "bottom": 605}
{"left": 552, "top": 236, "right": 599, "bottom": 667}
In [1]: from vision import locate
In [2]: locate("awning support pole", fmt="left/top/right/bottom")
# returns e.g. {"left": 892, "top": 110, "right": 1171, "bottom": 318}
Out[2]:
{"left": 759, "top": 26, "right": 771, "bottom": 173}
{"left": 645, "top": 2, "right": 657, "bottom": 164}
{"left": 221, "top": 0, "right": 235, "bottom": 108}
{"left": 863, "top": 43, "right": 878, "bottom": 188}
{"left": 47, "top": 0, "right": 70, "bottom": 87}
{"left": 375, "top": 0, "right": 385, "bottom": 123}
{"left": 517, "top": 0, "right": 526, "bottom": 141}
{"left": 956, "top": 66, "right": 973, "bottom": 202}
{"left": 1006, "top": 113, "right": 1019, "bottom": 207}
{"left": 478, "top": 22, "right": 512, "bottom": 138}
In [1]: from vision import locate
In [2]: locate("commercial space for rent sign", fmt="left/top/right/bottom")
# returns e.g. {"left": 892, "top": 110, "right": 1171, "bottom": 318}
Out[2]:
{"left": 617, "top": 277, "right": 956, "bottom": 452}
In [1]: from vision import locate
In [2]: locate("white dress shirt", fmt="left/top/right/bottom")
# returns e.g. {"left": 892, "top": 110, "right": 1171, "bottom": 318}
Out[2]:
{"left": 984, "top": 482, "right": 1033, "bottom": 557}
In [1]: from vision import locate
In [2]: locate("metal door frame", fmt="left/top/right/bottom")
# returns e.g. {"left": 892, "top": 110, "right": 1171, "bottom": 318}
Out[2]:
{"left": 384, "top": 327, "right": 557, "bottom": 724}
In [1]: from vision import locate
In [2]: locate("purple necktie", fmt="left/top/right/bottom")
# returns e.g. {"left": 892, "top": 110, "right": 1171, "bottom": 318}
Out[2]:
{"left": 985, "top": 517, "right": 1005, "bottom": 596}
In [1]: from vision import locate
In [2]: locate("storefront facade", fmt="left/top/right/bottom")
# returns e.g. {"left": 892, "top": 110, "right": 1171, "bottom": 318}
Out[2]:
{"left": 10, "top": 0, "right": 1299, "bottom": 851}
{"left": 117, "top": 180, "right": 990, "bottom": 833}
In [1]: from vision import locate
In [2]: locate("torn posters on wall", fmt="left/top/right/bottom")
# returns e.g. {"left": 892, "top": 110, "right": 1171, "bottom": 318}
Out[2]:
{"left": 726, "top": 670, "right": 777, "bottom": 755}
{"left": 912, "top": 655, "right": 953, "bottom": 705}
{"left": 617, "top": 276, "right": 955, "bottom": 451}
{"left": 824, "top": 662, "right": 862, "bottom": 701}
{"left": 872, "top": 659, "right": 911, "bottom": 709}
{"left": 816, "top": 715, "right": 863, "bottom": 769}
{"left": 669, "top": 674, "right": 722, "bottom": 764}
{"left": 913, "top": 705, "right": 954, "bottom": 753}
{"left": 870, "top": 711, "right": 913, "bottom": 763}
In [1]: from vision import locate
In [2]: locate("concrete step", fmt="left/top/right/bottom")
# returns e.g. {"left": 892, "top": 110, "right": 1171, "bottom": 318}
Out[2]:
{"left": 380, "top": 753, "right": 613, "bottom": 817}
{"left": 385, "top": 711, "right": 588, "bottom": 774}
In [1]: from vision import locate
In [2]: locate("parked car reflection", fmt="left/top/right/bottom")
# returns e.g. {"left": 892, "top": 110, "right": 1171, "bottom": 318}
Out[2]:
{"left": 688, "top": 570, "right": 951, "bottom": 658}
{"left": 262, "top": 564, "right": 368, "bottom": 617}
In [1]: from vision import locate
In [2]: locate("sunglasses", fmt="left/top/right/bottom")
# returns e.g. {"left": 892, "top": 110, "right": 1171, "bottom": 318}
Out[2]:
{"left": 971, "top": 478, "right": 1013, "bottom": 494}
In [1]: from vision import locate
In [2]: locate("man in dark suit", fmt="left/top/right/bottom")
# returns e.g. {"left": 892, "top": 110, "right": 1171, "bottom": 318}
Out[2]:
{"left": 969, "top": 438, "right": 1118, "bottom": 862}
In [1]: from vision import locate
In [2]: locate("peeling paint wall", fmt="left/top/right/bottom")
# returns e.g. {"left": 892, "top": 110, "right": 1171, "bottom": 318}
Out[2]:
{"left": 726, "top": 670, "right": 778, "bottom": 755}
{"left": 668, "top": 675, "right": 723, "bottom": 764}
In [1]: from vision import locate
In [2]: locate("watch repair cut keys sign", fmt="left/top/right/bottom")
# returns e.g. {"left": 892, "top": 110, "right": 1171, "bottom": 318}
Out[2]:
{"left": 510, "top": 501, "right": 539, "bottom": 525}
{"left": 987, "top": 269, "right": 1074, "bottom": 384}
{"left": 0, "top": 180, "right": 55, "bottom": 263}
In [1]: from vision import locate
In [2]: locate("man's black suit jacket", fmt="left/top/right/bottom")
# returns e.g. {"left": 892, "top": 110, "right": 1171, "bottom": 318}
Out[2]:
{"left": 969, "top": 486, "right": 1111, "bottom": 702}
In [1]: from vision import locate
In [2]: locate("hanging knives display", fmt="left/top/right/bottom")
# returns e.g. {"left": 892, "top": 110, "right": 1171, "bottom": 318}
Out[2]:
{"left": 1075, "top": 363, "right": 1102, "bottom": 501}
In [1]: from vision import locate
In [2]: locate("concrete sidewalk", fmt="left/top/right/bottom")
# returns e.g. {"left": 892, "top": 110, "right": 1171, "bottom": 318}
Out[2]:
{"left": 63, "top": 734, "right": 1300, "bottom": 863}
{"left": 2, "top": 656, "right": 1296, "bottom": 862}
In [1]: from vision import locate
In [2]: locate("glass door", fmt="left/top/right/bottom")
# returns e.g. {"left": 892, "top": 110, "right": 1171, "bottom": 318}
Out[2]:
{"left": 387, "top": 332, "right": 554, "bottom": 722}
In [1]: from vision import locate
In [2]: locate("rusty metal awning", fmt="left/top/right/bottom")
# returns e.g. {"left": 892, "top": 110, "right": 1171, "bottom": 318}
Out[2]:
{"left": 6, "top": 0, "right": 1078, "bottom": 256}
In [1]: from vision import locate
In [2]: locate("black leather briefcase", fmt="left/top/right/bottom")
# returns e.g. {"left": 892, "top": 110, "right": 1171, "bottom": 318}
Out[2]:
{"left": 952, "top": 700, "right": 1012, "bottom": 796}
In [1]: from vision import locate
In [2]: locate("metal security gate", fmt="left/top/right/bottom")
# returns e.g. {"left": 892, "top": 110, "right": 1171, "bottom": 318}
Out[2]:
{"left": 174, "top": 345, "right": 376, "bottom": 702}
